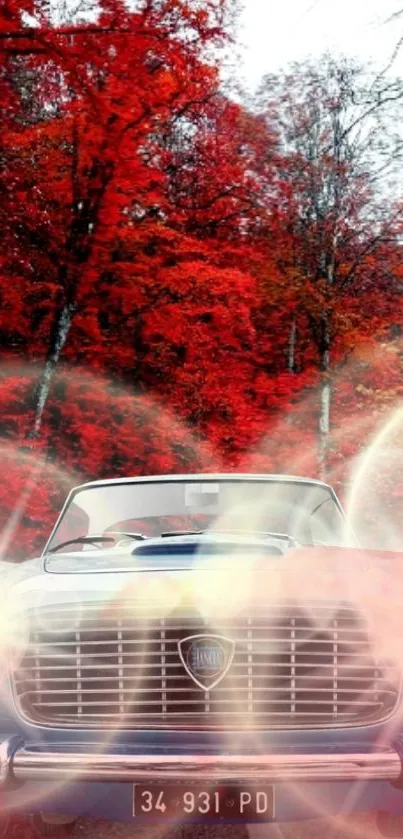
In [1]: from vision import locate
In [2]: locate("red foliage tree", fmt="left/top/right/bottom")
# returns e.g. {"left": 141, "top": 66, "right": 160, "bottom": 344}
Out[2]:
{"left": 2, "top": 6, "right": 403, "bottom": 559}
{"left": 0, "top": 0, "right": 240, "bottom": 435}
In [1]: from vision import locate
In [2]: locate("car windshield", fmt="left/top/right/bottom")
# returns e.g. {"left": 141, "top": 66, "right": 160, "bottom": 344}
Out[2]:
{"left": 46, "top": 478, "right": 353, "bottom": 553}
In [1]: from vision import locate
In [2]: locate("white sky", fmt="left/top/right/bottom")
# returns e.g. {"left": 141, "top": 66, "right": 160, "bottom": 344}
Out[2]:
{"left": 237, "top": 0, "right": 403, "bottom": 89}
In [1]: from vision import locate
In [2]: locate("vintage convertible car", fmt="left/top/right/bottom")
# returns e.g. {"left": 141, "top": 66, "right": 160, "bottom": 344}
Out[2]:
{"left": 1, "top": 473, "right": 403, "bottom": 837}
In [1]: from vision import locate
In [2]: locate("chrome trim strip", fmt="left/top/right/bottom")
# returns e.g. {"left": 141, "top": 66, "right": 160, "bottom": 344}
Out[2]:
{"left": 11, "top": 746, "right": 402, "bottom": 784}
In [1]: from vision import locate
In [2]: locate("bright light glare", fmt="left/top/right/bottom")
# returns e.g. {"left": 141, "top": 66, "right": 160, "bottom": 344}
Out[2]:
{"left": 0, "top": 357, "right": 403, "bottom": 831}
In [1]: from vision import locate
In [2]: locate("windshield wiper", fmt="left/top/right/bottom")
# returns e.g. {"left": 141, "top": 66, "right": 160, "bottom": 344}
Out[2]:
{"left": 47, "top": 532, "right": 147, "bottom": 554}
{"left": 160, "top": 530, "right": 203, "bottom": 537}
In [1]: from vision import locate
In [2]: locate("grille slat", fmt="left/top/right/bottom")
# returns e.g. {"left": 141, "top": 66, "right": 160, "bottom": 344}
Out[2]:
{"left": 20, "top": 636, "right": 374, "bottom": 648}
{"left": 32, "top": 623, "right": 371, "bottom": 635}
{"left": 14, "top": 673, "right": 392, "bottom": 685}
{"left": 13, "top": 601, "right": 400, "bottom": 730}
{"left": 31, "top": 700, "right": 387, "bottom": 710}
{"left": 21, "top": 647, "right": 376, "bottom": 661}
{"left": 23, "top": 686, "right": 398, "bottom": 696}
{"left": 26, "top": 709, "right": 385, "bottom": 719}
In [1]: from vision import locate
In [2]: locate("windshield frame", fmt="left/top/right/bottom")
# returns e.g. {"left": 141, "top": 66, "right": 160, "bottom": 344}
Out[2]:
{"left": 42, "top": 474, "right": 353, "bottom": 558}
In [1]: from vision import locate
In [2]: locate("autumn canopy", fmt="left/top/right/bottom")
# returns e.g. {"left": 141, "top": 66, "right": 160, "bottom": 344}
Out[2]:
{"left": 0, "top": 0, "right": 403, "bottom": 557}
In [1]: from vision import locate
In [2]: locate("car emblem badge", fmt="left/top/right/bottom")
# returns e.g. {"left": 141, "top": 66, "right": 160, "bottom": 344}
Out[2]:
{"left": 178, "top": 634, "right": 235, "bottom": 690}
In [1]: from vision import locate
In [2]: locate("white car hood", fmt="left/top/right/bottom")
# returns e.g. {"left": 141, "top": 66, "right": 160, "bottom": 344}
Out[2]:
{"left": 1, "top": 543, "right": 402, "bottom": 675}
{"left": 3, "top": 542, "right": 403, "bottom": 624}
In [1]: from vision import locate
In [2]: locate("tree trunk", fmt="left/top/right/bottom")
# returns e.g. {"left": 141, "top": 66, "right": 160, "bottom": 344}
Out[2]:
{"left": 318, "top": 344, "right": 331, "bottom": 480}
{"left": 27, "top": 301, "right": 75, "bottom": 440}
{"left": 288, "top": 316, "right": 297, "bottom": 372}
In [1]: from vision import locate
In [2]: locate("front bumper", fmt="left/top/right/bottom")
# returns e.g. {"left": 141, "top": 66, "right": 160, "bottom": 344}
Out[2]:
{"left": 1, "top": 738, "right": 402, "bottom": 785}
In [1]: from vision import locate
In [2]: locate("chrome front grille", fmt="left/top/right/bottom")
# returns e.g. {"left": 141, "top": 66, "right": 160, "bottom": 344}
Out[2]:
{"left": 13, "top": 601, "right": 400, "bottom": 729}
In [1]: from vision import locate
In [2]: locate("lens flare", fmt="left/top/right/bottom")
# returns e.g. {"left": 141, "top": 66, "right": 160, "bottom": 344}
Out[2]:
{"left": 345, "top": 403, "right": 403, "bottom": 551}
{"left": 0, "top": 361, "right": 225, "bottom": 815}
{"left": 1, "top": 356, "right": 403, "bottom": 832}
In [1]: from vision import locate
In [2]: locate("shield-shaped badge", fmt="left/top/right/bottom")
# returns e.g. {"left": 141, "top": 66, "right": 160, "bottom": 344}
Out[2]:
{"left": 178, "top": 633, "right": 235, "bottom": 690}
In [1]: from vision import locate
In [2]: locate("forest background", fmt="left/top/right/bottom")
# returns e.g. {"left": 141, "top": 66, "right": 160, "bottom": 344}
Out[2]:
{"left": 1, "top": 0, "right": 403, "bottom": 559}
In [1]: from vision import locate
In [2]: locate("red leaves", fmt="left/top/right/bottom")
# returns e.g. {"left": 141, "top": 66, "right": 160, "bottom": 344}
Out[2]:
{"left": 2, "top": 8, "right": 403, "bottom": 556}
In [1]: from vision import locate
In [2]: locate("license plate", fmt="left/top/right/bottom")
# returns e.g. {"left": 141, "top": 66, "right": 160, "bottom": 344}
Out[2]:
{"left": 133, "top": 783, "right": 275, "bottom": 821}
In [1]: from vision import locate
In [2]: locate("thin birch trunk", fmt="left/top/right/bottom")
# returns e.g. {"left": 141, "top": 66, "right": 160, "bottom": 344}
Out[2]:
{"left": 318, "top": 232, "right": 337, "bottom": 479}
{"left": 27, "top": 301, "right": 75, "bottom": 440}
{"left": 318, "top": 341, "right": 331, "bottom": 480}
